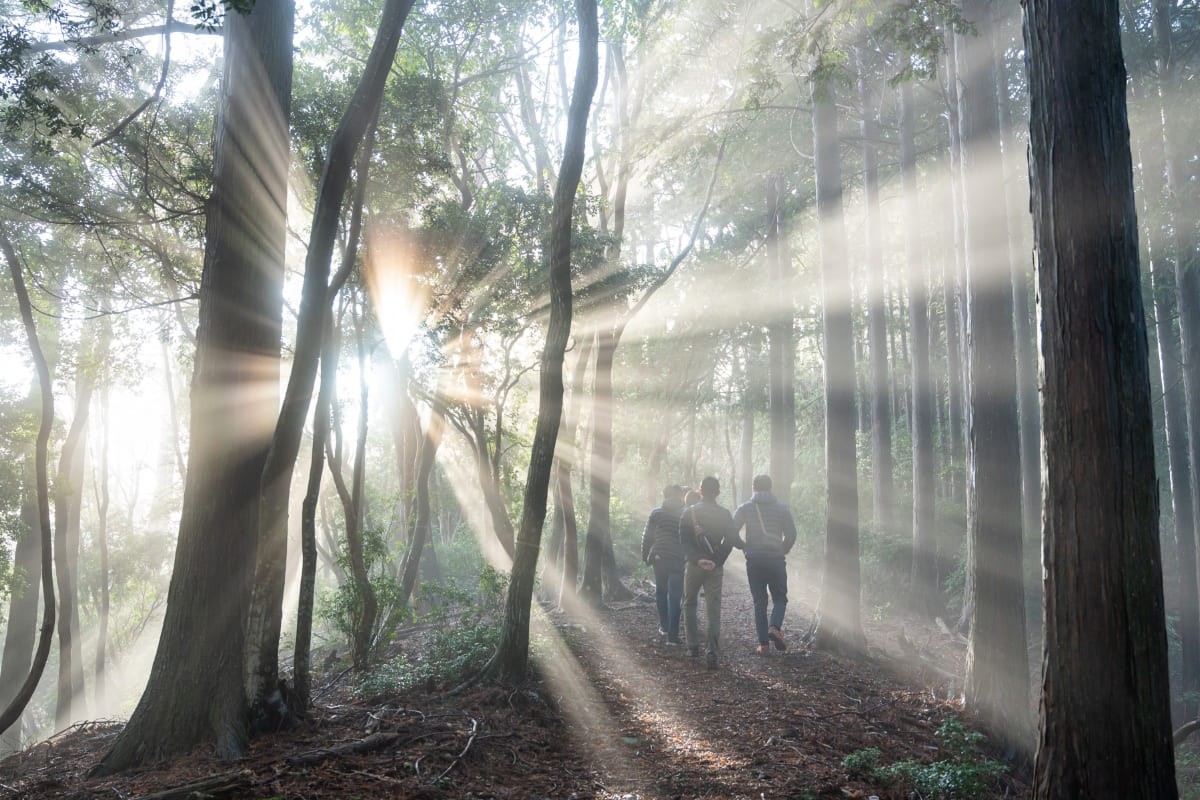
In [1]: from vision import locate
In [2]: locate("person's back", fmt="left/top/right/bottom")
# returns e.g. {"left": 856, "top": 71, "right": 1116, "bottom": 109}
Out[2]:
{"left": 643, "top": 485, "right": 686, "bottom": 644}
{"left": 678, "top": 476, "right": 737, "bottom": 669}
{"left": 731, "top": 475, "right": 797, "bottom": 654}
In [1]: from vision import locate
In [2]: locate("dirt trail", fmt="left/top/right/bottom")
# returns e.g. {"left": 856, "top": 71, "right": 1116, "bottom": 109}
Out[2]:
{"left": 0, "top": 564, "right": 1030, "bottom": 799}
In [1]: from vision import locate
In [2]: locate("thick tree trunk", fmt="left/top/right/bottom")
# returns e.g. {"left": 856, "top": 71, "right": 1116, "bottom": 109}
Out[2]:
{"left": 957, "top": 0, "right": 1030, "bottom": 754}
{"left": 810, "top": 75, "right": 865, "bottom": 654}
{"left": 491, "top": 0, "right": 596, "bottom": 682}
{"left": 1025, "top": 0, "right": 1177, "bottom": 793}
{"left": 900, "top": 81, "right": 939, "bottom": 619}
{"left": 97, "top": 0, "right": 293, "bottom": 770}
{"left": 398, "top": 403, "right": 446, "bottom": 607}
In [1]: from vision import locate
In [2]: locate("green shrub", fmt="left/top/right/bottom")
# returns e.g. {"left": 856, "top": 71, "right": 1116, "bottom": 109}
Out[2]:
{"left": 842, "top": 720, "right": 1007, "bottom": 800}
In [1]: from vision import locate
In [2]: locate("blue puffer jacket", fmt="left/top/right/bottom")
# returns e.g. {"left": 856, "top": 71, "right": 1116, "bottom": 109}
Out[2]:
{"left": 732, "top": 491, "right": 797, "bottom": 564}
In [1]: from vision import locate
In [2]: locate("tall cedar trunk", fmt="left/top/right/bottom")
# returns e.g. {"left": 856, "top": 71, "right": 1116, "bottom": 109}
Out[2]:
{"left": 859, "top": 65, "right": 892, "bottom": 537}
{"left": 811, "top": 75, "right": 865, "bottom": 654}
{"left": 97, "top": 0, "right": 293, "bottom": 769}
{"left": 957, "top": 0, "right": 1031, "bottom": 753}
{"left": 54, "top": 352, "right": 94, "bottom": 729}
{"left": 0, "top": 234, "right": 56, "bottom": 745}
{"left": 901, "top": 81, "right": 939, "bottom": 618}
{"left": 244, "top": 0, "right": 411, "bottom": 715}
{"left": 490, "top": 0, "right": 596, "bottom": 682}
{"left": 740, "top": 338, "right": 757, "bottom": 504}
{"left": 1153, "top": 0, "right": 1200, "bottom": 713}
{"left": 0, "top": 423, "right": 42, "bottom": 753}
{"left": 942, "top": 24, "right": 967, "bottom": 507}
{"left": 766, "top": 175, "right": 796, "bottom": 504}
{"left": 1025, "top": 0, "right": 1177, "bottom": 792}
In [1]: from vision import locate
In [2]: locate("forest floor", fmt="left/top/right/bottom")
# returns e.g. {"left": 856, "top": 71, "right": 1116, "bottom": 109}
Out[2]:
{"left": 0, "top": 568, "right": 1033, "bottom": 799}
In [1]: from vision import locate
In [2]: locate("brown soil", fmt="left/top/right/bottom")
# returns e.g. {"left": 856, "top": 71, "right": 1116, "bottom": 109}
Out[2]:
{"left": 0, "top": 574, "right": 1032, "bottom": 799}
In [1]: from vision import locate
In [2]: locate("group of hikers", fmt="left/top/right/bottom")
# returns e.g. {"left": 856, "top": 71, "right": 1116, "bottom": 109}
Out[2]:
{"left": 640, "top": 474, "right": 798, "bottom": 670}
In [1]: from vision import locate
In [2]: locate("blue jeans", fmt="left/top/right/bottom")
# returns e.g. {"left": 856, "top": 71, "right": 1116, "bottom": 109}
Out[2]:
{"left": 747, "top": 560, "right": 788, "bottom": 644}
{"left": 653, "top": 561, "right": 684, "bottom": 641}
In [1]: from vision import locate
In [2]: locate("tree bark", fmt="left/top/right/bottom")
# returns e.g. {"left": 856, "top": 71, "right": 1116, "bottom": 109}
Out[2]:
{"left": 957, "top": 0, "right": 1030, "bottom": 754}
{"left": 858, "top": 61, "right": 892, "bottom": 539}
{"left": 1025, "top": 0, "right": 1178, "bottom": 792}
{"left": 97, "top": 0, "right": 294, "bottom": 769}
{"left": 244, "top": 0, "right": 413, "bottom": 716}
{"left": 491, "top": 0, "right": 597, "bottom": 682}
{"left": 900, "top": 81, "right": 939, "bottom": 619}
{"left": 765, "top": 175, "right": 796, "bottom": 505}
{"left": 810, "top": 74, "right": 865, "bottom": 654}
{"left": 0, "top": 232, "right": 57, "bottom": 745}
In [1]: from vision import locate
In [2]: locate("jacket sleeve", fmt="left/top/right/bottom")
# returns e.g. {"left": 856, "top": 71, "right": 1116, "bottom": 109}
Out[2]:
{"left": 679, "top": 509, "right": 699, "bottom": 562}
{"left": 781, "top": 506, "right": 798, "bottom": 554}
{"left": 642, "top": 510, "right": 656, "bottom": 563}
{"left": 730, "top": 504, "right": 748, "bottom": 550}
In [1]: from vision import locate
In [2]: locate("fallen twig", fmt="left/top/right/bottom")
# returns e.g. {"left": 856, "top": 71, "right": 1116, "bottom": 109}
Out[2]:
{"left": 287, "top": 732, "right": 401, "bottom": 767}
{"left": 130, "top": 769, "right": 253, "bottom": 800}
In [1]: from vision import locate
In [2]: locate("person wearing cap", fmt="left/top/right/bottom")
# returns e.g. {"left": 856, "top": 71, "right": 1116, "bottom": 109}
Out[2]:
{"left": 678, "top": 475, "right": 738, "bottom": 669}
{"left": 642, "top": 484, "right": 687, "bottom": 645}
{"left": 731, "top": 474, "right": 798, "bottom": 654}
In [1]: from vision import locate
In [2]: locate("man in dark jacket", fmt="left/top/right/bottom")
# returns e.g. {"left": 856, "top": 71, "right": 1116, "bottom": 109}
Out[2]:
{"left": 642, "top": 484, "right": 686, "bottom": 644}
{"left": 732, "top": 474, "right": 798, "bottom": 654}
{"left": 679, "top": 476, "right": 738, "bottom": 669}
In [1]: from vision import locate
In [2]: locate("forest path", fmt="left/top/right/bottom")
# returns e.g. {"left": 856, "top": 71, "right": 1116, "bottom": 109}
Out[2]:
{"left": 0, "top": 560, "right": 1031, "bottom": 799}
{"left": 543, "top": 558, "right": 1027, "bottom": 798}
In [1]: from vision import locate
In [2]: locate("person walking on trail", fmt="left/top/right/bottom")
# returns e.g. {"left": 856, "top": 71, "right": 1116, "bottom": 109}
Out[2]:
{"left": 679, "top": 476, "right": 739, "bottom": 670}
{"left": 642, "top": 484, "right": 686, "bottom": 645}
{"left": 732, "top": 474, "right": 798, "bottom": 655}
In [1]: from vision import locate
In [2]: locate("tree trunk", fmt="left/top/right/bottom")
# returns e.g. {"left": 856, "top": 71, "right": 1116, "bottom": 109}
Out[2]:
{"left": 0, "top": 399, "right": 43, "bottom": 753}
{"left": 1025, "top": 0, "right": 1177, "bottom": 792}
{"left": 54, "top": 350, "right": 95, "bottom": 729}
{"left": 244, "top": 0, "right": 411, "bottom": 716}
{"left": 957, "top": 0, "right": 1030, "bottom": 754}
{"left": 491, "top": 0, "right": 596, "bottom": 682}
{"left": 900, "top": 81, "right": 939, "bottom": 619}
{"left": 0, "top": 233, "right": 57, "bottom": 745}
{"left": 97, "top": 0, "right": 293, "bottom": 769}
{"left": 810, "top": 74, "right": 865, "bottom": 654}
{"left": 94, "top": 318, "right": 113, "bottom": 712}
{"left": 766, "top": 175, "right": 796, "bottom": 504}
{"left": 858, "top": 62, "right": 893, "bottom": 539}
{"left": 398, "top": 401, "right": 446, "bottom": 606}
{"left": 941, "top": 23, "right": 967, "bottom": 507}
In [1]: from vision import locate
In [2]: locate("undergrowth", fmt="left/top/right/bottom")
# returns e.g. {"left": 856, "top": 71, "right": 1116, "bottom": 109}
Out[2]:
{"left": 842, "top": 719, "right": 1008, "bottom": 799}
{"left": 351, "top": 565, "right": 508, "bottom": 700}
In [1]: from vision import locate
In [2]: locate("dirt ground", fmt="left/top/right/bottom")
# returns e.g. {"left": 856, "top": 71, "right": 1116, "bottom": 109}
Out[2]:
{"left": 0, "top": 570, "right": 1032, "bottom": 799}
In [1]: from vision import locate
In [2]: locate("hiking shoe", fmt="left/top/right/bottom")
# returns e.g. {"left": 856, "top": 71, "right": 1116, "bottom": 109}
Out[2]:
{"left": 756, "top": 643, "right": 770, "bottom": 655}
{"left": 688, "top": 646, "right": 700, "bottom": 658}
{"left": 768, "top": 625, "right": 787, "bottom": 651}
{"left": 665, "top": 638, "right": 681, "bottom": 647}
{"left": 705, "top": 652, "right": 718, "bottom": 670}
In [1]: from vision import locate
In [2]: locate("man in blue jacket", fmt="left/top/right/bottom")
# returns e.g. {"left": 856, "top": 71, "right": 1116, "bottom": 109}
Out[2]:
{"left": 732, "top": 474, "right": 798, "bottom": 654}
{"left": 679, "top": 476, "right": 738, "bottom": 669}
{"left": 642, "top": 484, "right": 686, "bottom": 645}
